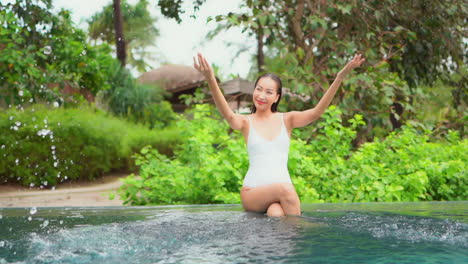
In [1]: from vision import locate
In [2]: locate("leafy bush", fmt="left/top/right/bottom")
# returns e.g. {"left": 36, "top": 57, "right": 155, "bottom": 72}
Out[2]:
{"left": 119, "top": 104, "right": 247, "bottom": 205}
{"left": 99, "top": 65, "right": 176, "bottom": 129}
{"left": 0, "top": 1, "right": 120, "bottom": 106}
{"left": 119, "top": 104, "right": 467, "bottom": 205}
{"left": 0, "top": 105, "right": 182, "bottom": 187}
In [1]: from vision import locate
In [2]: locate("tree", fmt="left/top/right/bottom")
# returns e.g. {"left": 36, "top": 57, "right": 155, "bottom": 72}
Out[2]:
{"left": 157, "top": 0, "right": 207, "bottom": 23}
{"left": 0, "top": 0, "right": 119, "bottom": 106}
{"left": 88, "top": 0, "right": 159, "bottom": 72}
{"left": 211, "top": 0, "right": 467, "bottom": 140}
{"left": 113, "top": 0, "right": 127, "bottom": 66}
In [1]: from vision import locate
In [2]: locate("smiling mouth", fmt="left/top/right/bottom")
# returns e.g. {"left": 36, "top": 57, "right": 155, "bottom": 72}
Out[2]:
{"left": 256, "top": 100, "right": 266, "bottom": 105}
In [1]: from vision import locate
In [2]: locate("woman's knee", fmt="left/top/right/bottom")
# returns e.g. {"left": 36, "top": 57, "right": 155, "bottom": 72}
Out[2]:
{"left": 266, "top": 203, "right": 285, "bottom": 217}
{"left": 278, "top": 183, "right": 298, "bottom": 200}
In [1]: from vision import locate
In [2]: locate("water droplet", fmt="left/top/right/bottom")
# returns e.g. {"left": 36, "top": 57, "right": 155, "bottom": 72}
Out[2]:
{"left": 44, "top": 46, "right": 52, "bottom": 55}
{"left": 37, "top": 129, "right": 51, "bottom": 137}
{"left": 30, "top": 207, "right": 37, "bottom": 215}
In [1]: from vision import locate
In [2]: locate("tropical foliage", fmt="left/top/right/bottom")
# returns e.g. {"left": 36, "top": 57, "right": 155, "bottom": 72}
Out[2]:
{"left": 0, "top": 105, "right": 182, "bottom": 187}
{"left": 119, "top": 104, "right": 467, "bottom": 205}
{"left": 88, "top": 0, "right": 159, "bottom": 72}
{"left": 210, "top": 0, "right": 467, "bottom": 140}
{"left": 0, "top": 0, "right": 120, "bottom": 107}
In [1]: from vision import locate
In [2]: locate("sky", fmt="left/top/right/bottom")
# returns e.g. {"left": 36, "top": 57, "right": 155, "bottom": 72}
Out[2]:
{"left": 51, "top": 0, "right": 255, "bottom": 79}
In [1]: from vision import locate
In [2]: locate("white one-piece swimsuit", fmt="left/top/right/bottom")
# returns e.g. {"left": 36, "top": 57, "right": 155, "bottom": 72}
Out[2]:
{"left": 243, "top": 113, "right": 293, "bottom": 188}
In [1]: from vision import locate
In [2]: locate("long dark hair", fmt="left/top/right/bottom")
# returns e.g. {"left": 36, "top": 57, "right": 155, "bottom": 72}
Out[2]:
{"left": 251, "top": 73, "right": 283, "bottom": 113}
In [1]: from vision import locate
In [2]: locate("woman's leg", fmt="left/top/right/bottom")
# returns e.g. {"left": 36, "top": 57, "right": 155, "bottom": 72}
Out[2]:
{"left": 266, "top": 203, "right": 285, "bottom": 217}
{"left": 240, "top": 183, "right": 301, "bottom": 216}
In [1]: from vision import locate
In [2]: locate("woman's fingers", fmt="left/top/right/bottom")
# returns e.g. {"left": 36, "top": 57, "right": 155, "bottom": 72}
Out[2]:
{"left": 199, "top": 53, "right": 209, "bottom": 70}
{"left": 198, "top": 53, "right": 208, "bottom": 71}
{"left": 193, "top": 56, "right": 199, "bottom": 69}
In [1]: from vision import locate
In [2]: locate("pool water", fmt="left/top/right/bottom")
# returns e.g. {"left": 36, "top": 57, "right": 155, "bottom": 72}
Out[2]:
{"left": 0, "top": 202, "right": 467, "bottom": 263}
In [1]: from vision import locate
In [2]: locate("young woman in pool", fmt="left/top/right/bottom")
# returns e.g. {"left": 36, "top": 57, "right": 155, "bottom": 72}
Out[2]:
{"left": 194, "top": 53, "right": 365, "bottom": 217}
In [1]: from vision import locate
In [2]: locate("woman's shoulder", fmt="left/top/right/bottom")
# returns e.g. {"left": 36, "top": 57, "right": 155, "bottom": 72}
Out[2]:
{"left": 281, "top": 111, "right": 297, "bottom": 128}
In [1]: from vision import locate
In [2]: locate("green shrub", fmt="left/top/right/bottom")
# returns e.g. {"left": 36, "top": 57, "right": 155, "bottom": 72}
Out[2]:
{"left": 119, "top": 104, "right": 247, "bottom": 205}
{"left": 101, "top": 65, "right": 176, "bottom": 129}
{"left": 0, "top": 3, "right": 120, "bottom": 106}
{"left": 119, "top": 104, "right": 467, "bottom": 205}
{"left": 0, "top": 105, "right": 182, "bottom": 187}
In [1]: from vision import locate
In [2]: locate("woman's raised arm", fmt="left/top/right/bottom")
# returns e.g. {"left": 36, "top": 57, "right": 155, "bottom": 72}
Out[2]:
{"left": 289, "top": 54, "right": 366, "bottom": 128}
{"left": 193, "top": 53, "right": 245, "bottom": 130}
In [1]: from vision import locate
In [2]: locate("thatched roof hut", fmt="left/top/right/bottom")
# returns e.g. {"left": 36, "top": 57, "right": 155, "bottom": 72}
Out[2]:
{"left": 221, "top": 78, "right": 254, "bottom": 113}
{"left": 139, "top": 64, "right": 205, "bottom": 92}
{"left": 138, "top": 64, "right": 207, "bottom": 111}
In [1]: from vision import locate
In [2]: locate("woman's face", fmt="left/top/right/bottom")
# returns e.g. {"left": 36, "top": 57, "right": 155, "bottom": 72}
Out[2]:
{"left": 253, "top": 77, "right": 279, "bottom": 111}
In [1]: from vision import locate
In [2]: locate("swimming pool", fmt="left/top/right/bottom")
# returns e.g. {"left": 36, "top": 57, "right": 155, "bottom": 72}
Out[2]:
{"left": 1, "top": 202, "right": 467, "bottom": 263}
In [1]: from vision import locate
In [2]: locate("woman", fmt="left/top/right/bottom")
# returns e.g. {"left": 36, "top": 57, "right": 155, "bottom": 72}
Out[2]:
{"left": 194, "top": 53, "right": 365, "bottom": 217}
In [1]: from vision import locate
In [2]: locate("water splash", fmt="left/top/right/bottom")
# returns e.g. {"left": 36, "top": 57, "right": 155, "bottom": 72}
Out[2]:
{"left": 37, "top": 129, "right": 51, "bottom": 137}
{"left": 43, "top": 46, "right": 52, "bottom": 55}
{"left": 0, "top": 204, "right": 466, "bottom": 264}
{"left": 41, "top": 220, "right": 49, "bottom": 228}
{"left": 30, "top": 207, "right": 37, "bottom": 215}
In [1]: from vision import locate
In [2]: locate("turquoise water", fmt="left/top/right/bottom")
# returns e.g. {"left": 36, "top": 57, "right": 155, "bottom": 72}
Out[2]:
{"left": 0, "top": 202, "right": 467, "bottom": 263}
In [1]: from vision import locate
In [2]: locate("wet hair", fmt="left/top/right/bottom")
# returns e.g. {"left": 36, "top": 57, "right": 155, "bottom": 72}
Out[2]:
{"left": 251, "top": 73, "right": 283, "bottom": 113}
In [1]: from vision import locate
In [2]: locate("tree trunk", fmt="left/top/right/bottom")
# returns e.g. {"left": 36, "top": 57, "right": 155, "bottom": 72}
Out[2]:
{"left": 113, "top": 0, "right": 126, "bottom": 66}
{"left": 257, "top": 26, "right": 265, "bottom": 73}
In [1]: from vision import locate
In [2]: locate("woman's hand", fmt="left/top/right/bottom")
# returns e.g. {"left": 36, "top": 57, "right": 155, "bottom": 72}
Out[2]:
{"left": 193, "top": 53, "right": 215, "bottom": 80}
{"left": 337, "top": 54, "right": 366, "bottom": 79}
